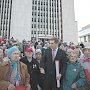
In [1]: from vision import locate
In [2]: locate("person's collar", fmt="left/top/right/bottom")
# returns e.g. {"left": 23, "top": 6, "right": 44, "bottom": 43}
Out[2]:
{"left": 52, "top": 47, "right": 58, "bottom": 51}
{"left": 27, "top": 57, "right": 32, "bottom": 62}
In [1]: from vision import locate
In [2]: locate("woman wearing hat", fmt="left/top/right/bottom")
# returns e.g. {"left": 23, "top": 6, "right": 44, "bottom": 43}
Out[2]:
{"left": 0, "top": 46, "right": 31, "bottom": 90}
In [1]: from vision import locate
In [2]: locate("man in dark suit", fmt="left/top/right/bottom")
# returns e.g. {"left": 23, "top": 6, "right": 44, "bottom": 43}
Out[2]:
{"left": 40, "top": 37, "right": 68, "bottom": 90}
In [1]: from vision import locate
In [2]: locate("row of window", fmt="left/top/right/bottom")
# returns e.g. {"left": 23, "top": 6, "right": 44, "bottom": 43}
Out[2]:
{"left": 32, "top": 12, "right": 59, "bottom": 18}
{"left": 32, "top": 0, "right": 57, "bottom": 6}
{"left": 32, "top": 18, "right": 59, "bottom": 23}
{"left": 32, "top": 5, "right": 58, "bottom": 11}
{"left": 31, "top": 30, "right": 59, "bottom": 35}
{"left": 32, "top": 8, "right": 58, "bottom": 14}
{"left": 32, "top": 1, "right": 48, "bottom": 6}
{"left": 31, "top": 30, "right": 47, "bottom": 34}
{"left": 32, "top": 24, "right": 48, "bottom": 29}
{"left": 32, "top": 24, "right": 58, "bottom": 30}
{"left": 32, "top": 6, "right": 48, "bottom": 11}
{"left": 32, "top": 12, "right": 48, "bottom": 17}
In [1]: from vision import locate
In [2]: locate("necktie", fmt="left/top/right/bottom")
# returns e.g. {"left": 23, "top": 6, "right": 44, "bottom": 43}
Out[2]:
{"left": 52, "top": 49, "right": 56, "bottom": 61}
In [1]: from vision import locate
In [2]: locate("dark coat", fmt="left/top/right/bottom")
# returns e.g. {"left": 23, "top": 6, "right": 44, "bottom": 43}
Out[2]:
{"left": 40, "top": 48, "right": 68, "bottom": 90}
{"left": 20, "top": 56, "right": 40, "bottom": 90}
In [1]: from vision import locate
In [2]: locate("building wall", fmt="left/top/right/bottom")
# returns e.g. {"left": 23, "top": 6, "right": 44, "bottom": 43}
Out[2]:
{"left": 0, "top": 0, "right": 12, "bottom": 38}
{"left": 78, "top": 24, "right": 90, "bottom": 47}
{"left": 10, "top": 0, "right": 32, "bottom": 41}
{"left": 3, "top": 0, "right": 78, "bottom": 43}
{"left": 62, "top": 0, "right": 78, "bottom": 44}
{"left": 31, "top": 0, "right": 61, "bottom": 41}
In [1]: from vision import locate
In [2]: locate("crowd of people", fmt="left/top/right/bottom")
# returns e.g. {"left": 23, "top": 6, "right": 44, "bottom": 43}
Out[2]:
{"left": 0, "top": 37, "right": 90, "bottom": 90}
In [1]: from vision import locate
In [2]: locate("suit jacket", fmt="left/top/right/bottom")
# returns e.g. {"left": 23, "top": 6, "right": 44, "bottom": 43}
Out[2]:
{"left": 40, "top": 47, "right": 67, "bottom": 79}
{"left": 0, "top": 61, "right": 30, "bottom": 90}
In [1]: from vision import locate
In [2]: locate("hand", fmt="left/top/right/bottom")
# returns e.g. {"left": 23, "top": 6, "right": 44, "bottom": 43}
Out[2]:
{"left": 8, "top": 84, "right": 15, "bottom": 90}
{"left": 56, "top": 74, "right": 61, "bottom": 80}
{"left": 71, "top": 83, "right": 77, "bottom": 89}
{"left": 26, "top": 84, "right": 31, "bottom": 90}
{"left": 40, "top": 68, "right": 45, "bottom": 74}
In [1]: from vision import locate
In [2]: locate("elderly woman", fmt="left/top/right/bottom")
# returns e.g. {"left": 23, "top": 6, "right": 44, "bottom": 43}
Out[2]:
{"left": 62, "top": 49, "right": 87, "bottom": 90}
{"left": 0, "top": 46, "right": 30, "bottom": 90}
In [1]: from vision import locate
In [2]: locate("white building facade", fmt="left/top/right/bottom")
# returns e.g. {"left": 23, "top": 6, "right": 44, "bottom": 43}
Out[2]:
{"left": 10, "top": 0, "right": 32, "bottom": 41}
{"left": 0, "top": 0, "right": 78, "bottom": 44}
{"left": 62, "top": 0, "right": 78, "bottom": 44}
{"left": 78, "top": 24, "right": 90, "bottom": 47}
{"left": 31, "top": 0, "right": 61, "bottom": 41}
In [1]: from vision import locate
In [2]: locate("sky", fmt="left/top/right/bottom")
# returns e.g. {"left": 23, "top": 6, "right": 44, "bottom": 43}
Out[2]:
{"left": 74, "top": 0, "right": 90, "bottom": 30}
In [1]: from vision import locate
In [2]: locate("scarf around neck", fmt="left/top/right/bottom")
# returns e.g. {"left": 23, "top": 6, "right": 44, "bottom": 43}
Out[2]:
{"left": 9, "top": 60, "right": 21, "bottom": 85}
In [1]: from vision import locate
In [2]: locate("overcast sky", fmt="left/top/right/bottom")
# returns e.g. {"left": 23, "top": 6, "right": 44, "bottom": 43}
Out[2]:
{"left": 74, "top": 0, "right": 90, "bottom": 30}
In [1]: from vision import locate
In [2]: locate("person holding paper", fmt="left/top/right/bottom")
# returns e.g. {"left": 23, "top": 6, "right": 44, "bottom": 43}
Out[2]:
{"left": 40, "top": 37, "right": 67, "bottom": 90}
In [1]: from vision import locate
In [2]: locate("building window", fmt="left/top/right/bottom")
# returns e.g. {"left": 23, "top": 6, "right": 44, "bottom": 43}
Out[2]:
{"left": 32, "top": 6, "right": 34, "bottom": 10}
{"left": 32, "top": 18, "right": 33, "bottom": 22}
{"left": 32, "top": 1, "right": 34, "bottom": 4}
{"left": 84, "top": 36, "right": 87, "bottom": 42}
{"left": 41, "top": 13, "right": 42, "bottom": 16}
{"left": 38, "top": 31, "right": 39, "bottom": 34}
{"left": 38, "top": 7, "right": 40, "bottom": 10}
{"left": 41, "top": 7, "right": 43, "bottom": 11}
{"left": 38, "top": 18, "right": 40, "bottom": 22}
{"left": 41, "top": 19, "right": 42, "bottom": 22}
{"left": 41, "top": 31, "right": 42, "bottom": 34}
{"left": 88, "top": 35, "right": 90, "bottom": 42}
{"left": 34, "top": 31, "right": 36, "bottom": 34}
{"left": 38, "top": 1, "right": 40, "bottom": 5}
{"left": 46, "top": 2, "right": 48, "bottom": 5}
{"left": 44, "top": 7, "right": 45, "bottom": 11}
{"left": 46, "top": 8, "right": 48, "bottom": 11}
{"left": 34, "top": 18, "right": 36, "bottom": 22}
{"left": 35, "top": 6, "right": 37, "bottom": 10}
{"left": 38, "top": 24, "right": 40, "bottom": 28}
{"left": 31, "top": 30, "right": 33, "bottom": 34}
{"left": 34, "top": 24, "right": 36, "bottom": 28}
{"left": 44, "top": 31, "right": 45, "bottom": 34}
{"left": 47, "top": 31, "right": 48, "bottom": 34}
{"left": 41, "top": 1, "right": 43, "bottom": 5}
{"left": 32, "top": 24, "right": 33, "bottom": 28}
{"left": 44, "top": 2, "right": 45, "bottom": 5}
{"left": 35, "top": 12, "right": 37, "bottom": 16}
{"left": 41, "top": 25, "right": 42, "bottom": 28}
{"left": 44, "top": 25, "right": 45, "bottom": 28}
{"left": 35, "top": 1, "right": 37, "bottom": 4}
{"left": 38, "top": 12, "right": 40, "bottom": 16}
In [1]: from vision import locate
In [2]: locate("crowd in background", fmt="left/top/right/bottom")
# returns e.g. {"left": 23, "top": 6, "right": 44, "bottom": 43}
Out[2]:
{"left": 0, "top": 37, "right": 90, "bottom": 90}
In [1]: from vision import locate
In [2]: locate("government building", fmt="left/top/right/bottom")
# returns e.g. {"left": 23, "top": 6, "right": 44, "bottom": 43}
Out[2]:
{"left": 0, "top": 0, "right": 78, "bottom": 44}
{"left": 78, "top": 24, "right": 90, "bottom": 47}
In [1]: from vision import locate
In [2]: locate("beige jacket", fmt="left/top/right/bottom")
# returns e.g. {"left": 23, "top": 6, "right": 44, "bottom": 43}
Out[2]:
{"left": 0, "top": 61, "right": 30, "bottom": 90}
